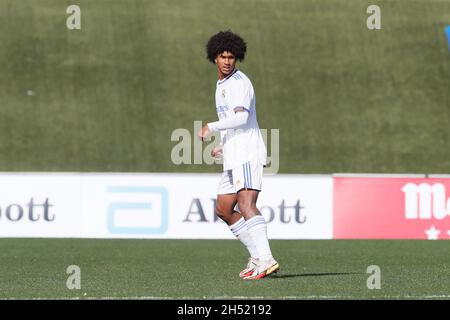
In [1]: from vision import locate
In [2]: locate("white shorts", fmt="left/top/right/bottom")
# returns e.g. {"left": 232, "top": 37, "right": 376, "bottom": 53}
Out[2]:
{"left": 218, "top": 159, "right": 263, "bottom": 194}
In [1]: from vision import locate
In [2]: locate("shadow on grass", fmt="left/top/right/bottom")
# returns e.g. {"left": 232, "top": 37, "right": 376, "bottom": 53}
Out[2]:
{"left": 270, "top": 272, "right": 363, "bottom": 279}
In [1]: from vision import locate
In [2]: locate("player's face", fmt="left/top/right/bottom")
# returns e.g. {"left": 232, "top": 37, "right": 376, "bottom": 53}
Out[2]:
{"left": 216, "top": 51, "right": 236, "bottom": 78}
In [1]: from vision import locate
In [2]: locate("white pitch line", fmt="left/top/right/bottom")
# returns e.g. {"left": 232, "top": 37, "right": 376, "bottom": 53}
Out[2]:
{"left": 3, "top": 294, "right": 450, "bottom": 300}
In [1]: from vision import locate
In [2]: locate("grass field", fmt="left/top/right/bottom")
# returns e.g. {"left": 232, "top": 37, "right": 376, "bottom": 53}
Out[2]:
{"left": 1, "top": 239, "right": 449, "bottom": 299}
{"left": 1, "top": 0, "right": 450, "bottom": 173}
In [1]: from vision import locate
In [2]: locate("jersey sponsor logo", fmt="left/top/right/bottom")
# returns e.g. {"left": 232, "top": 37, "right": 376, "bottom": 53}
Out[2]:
{"left": 216, "top": 105, "right": 228, "bottom": 113}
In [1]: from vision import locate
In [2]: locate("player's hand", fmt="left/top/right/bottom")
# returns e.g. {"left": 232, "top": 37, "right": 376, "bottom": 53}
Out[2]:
{"left": 211, "top": 145, "right": 223, "bottom": 160}
{"left": 197, "top": 124, "right": 211, "bottom": 141}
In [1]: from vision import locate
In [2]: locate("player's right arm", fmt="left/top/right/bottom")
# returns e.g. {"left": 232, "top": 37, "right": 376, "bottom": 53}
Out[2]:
{"left": 211, "top": 144, "right": 223, "bottom": 159}
{"left": 206, "top": 109, "right": 249, "bottom": 132}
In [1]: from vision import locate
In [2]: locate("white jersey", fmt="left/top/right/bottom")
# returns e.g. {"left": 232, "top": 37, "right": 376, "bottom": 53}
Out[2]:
{"left": 215, "top": 69, "right": 267, "bottom": 171}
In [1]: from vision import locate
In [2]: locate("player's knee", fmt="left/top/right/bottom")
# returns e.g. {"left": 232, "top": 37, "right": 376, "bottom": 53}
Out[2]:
{"left": 236, "top": 201, "right": 253, "bottom": 216}
{"left": 214, "top": 204, "right": 232, "bottom": 221}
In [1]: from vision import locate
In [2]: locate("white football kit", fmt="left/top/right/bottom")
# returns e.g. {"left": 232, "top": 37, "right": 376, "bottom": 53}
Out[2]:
{"left": 207, "top": 69, "right": 267, "bottom": 194}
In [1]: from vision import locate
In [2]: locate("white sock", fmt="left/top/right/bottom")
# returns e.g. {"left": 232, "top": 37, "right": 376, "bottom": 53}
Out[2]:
{"left": 229, "top": 217, "right": 258, "bottom": 259}
{"left": 245, "top": 215, "right": 274, "bottom": 262}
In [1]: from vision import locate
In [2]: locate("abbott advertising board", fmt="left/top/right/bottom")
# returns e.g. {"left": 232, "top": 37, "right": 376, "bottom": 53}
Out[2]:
{"left": 0, "top": 173, "right": 333, "bottom": 239}
{"left": 333, "top": 176, "right": 450, "bottom": 239}
{"left": 82, "top": 174, "right": 333, "bottom": 239}
{"left": 0, "top": 174, "right": 82, "bottom": 237}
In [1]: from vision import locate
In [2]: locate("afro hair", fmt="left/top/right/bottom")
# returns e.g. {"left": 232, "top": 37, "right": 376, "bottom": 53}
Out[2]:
{"left": 206, "top": 30, "right": 247, "bottom": 63}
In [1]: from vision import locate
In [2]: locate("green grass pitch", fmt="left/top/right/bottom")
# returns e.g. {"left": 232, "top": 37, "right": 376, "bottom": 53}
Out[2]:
{"left": 1, "top": 239, "right": 449, "bottom": 299}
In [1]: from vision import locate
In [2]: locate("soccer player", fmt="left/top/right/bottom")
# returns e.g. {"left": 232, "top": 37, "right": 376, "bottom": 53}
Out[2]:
{"left": 198, "top": 31, "right": 279, "bottom": 280}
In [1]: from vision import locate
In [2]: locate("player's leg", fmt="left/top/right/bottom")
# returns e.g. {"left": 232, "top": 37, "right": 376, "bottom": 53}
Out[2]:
{"left": 216, "top": 171, "right": 258, "bottom": 277}
{"left": 234, "top": 161, "right": 279, "bottom": 279}
{"left": 215, "top": 193, "right": 239, "bottom": 225}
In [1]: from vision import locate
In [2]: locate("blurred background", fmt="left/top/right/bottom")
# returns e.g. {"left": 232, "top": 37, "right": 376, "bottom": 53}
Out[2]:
{"left": 1, "top": 0, "right": 449, "bottom": 174}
